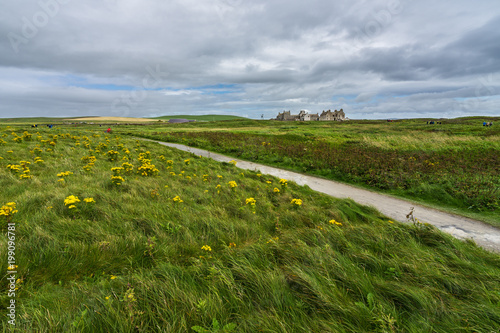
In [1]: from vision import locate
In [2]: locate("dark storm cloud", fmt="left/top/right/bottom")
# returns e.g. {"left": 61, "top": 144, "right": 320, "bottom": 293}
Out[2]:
{"left": 0, "top": 0, "right": 499, "bottom": 119}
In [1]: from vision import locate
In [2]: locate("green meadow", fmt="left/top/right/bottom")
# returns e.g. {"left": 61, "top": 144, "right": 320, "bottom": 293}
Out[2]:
{"left": 118, "top": 116, "right": 500, "bottom": 226}
{"left": 1, "top": 123, "right": 500, "bottom": 332}
{"left": 151, "top": 115, "right": 247, "bottom": 121}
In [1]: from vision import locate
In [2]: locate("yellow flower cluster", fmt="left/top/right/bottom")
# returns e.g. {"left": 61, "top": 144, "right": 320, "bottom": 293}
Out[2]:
{"left": 329, "top": 219, "right": 342, "bottom": 226}
{"left": 7, "top": 164, "right": 21, "bottom": 173}
{"left": 64, "top": 195, "right": 81, "bottom": 209}
{"left": 137, "top": 158, "right": 159, "bottom": 177}
{"left": 81, "top": 156, "right": 97, "bottom": 172}
{"left": 172, "top": 196, "right": 183, "bottom": 203}
{"left": 22, "top": 131, "right": 32, "bottom": 140}
{"left": 107, "top": 150, "right": 120, "bottom": 161}
{"left": 273, "top": 187, "right": 280, "bottom": 193}
{"left": 245, "top": 198, "right": 256, "bottom": 206}
{"left": 201, "top": 245, "right": 212, "bottom": 251}
{"left": 184, "top": 159, "right": 190, "bottom": 165}
{"left": 0, "top": 202, "right": 18, "bottom": 217}
{"left": 121, "top": 162, "right": 133, "bottom": 173}
{"left": 111, "top": 175, "right": 125, "bottom": 185}
{"left": 227, "top": 181, "right": 237, "bottom": 188}
{"left": 81, "top": 155, "right": 97, "bottom": 163}
{"left": 64, "top": 195, "right": 95, "bottom": 209}
{"left": 245, "top": 198, "right": 257, "bottom": 214}
{"left": 138, "top": 151, "right": 151, "bottom": 161}
{"left": 34, "top": 157, "right": 44, "bottom": 164}
{"left": 97, "top": 142, "right": 108, "bottom": 151}
{"left": 229, "top": 160, "right": 237, "bottom": 166}
{"left": 279, "top": 179, "right": 288, "bottom": 187}
{"left": 19, "top": 169, "right": 32, "bottom": 180}
{"left": 291, "top": 198, "right": 303, "bottom": 206}
{"left": 57, "top": 171, "right": 73, "bottom": 178}
{"left": 111, "top": 167, "right": 124, "bottom": 174}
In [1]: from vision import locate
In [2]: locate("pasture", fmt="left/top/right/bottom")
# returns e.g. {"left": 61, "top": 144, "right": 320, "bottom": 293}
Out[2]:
{"left": 118, "top": 116, "right": 500, "bottom": 227}
{"left": 0, "top": 122, "right": 500, "bottom": 332}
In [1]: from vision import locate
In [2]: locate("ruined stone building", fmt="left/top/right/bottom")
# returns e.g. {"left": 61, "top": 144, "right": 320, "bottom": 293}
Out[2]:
{"left": 274, "top": 109, "right": 345, "bottom": 121}
{"left": 319, "top": 109, "right": 345, "bottom": 121}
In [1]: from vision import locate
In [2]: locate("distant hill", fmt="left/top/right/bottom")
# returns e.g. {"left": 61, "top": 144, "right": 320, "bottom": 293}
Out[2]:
{"left": 0, "top": 117, "right": 67, "bottom": 124}
{"left": 151, "top": 115, "right": 247, "bottom": 121}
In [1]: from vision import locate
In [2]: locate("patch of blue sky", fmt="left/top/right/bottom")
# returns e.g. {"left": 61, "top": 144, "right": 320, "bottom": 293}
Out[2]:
{"left": 193, "top": 83, "right": 243, "bottom": 95}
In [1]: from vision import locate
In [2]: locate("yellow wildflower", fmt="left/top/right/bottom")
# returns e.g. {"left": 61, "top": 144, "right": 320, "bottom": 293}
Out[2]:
{"left": 64, "top": 195, "right": 80, "bottom": 206}
{"left": 172, "top": 196, "right": 183, "bottom": 203}
{"left": 329, "top": 219, "right": 342, "bottom": 226}
{"left": 245, "top": 198, "right": 256, "bottom": 206}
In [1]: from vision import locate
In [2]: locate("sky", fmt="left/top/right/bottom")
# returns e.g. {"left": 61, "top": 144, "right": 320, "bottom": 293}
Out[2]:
{"left": 1, "top": 0, "right": 499, "bottom": 119}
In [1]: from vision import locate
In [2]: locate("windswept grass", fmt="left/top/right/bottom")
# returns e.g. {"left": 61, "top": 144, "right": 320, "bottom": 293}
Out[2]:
{"left": 151, "top": 115, "right": 247, "bottom": 121}
{"left": 0, "top": 126, "right": 500, "bottom": 332}
{"left": 119, "top": 117, "right": 500, "bottom": 225}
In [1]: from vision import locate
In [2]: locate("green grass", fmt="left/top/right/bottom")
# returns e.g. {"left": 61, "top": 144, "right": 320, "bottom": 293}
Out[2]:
{"left": 151, "top": 115, "right": 248, "bottom": 121}
{"left": 1, "top": 126, "right": 500, "bottom": 332}
{"left": 115, "top": 117, "right": 500, "bottom": 226}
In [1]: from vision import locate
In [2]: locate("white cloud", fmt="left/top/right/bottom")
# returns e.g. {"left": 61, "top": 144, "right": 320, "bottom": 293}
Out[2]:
{"left": 0, "top": 0, "right": 499, "bottom": 119}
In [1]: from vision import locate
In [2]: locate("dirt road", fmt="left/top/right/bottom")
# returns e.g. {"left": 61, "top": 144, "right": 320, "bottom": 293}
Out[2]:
{"left": 155, "top": 141, "right": 500, "bottom": 253}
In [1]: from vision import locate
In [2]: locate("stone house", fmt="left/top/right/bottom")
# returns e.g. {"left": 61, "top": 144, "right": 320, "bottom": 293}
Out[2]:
{"left": 319, "top": 109, "right": 345, "bottom": 121}
{"left": 274, "top": 109, "right": 345, "bottom": 121}
{"left": 275, "top": 110, "right": 299, "bottom": 121}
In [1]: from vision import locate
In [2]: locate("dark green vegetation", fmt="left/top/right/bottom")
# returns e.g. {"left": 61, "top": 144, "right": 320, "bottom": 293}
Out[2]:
{"left": 151, "top": 115, "right": 247, "bottom": 121}
{"left": 119, "top": 116, "right": 500, "bottom": 226}
{"left": 1, "top": 124, "right": 500, "bottom": 332}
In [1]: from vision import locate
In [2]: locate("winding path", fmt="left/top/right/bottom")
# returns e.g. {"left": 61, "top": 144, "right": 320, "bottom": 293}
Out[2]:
{"left": 154, "top": 140, "right": 500, "bottom": 253}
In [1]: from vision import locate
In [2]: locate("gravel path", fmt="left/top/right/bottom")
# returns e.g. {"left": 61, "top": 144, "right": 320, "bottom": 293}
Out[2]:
{"left": 155, "top": 141, "right": 500, "bottom": 253}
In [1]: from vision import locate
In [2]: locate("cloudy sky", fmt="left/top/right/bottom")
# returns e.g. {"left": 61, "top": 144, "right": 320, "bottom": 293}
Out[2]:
{"left": 1, "top": 0, "right": 499, "bottom": 119}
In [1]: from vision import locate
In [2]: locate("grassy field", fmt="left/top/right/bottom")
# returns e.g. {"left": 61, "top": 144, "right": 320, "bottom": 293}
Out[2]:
{"left": 151, "top": 115, "right": 248, "bottom": 121}
{"left": 116, "top": 117, "right": 500, "bottom": 226}
{"left": 1, "top": 124, "right": 500, "bottom": 332}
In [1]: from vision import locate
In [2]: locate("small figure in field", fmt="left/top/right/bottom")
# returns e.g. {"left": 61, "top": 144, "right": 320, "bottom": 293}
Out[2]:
{"left": 106, "top": 127, "right": 112, "bottom": 133}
